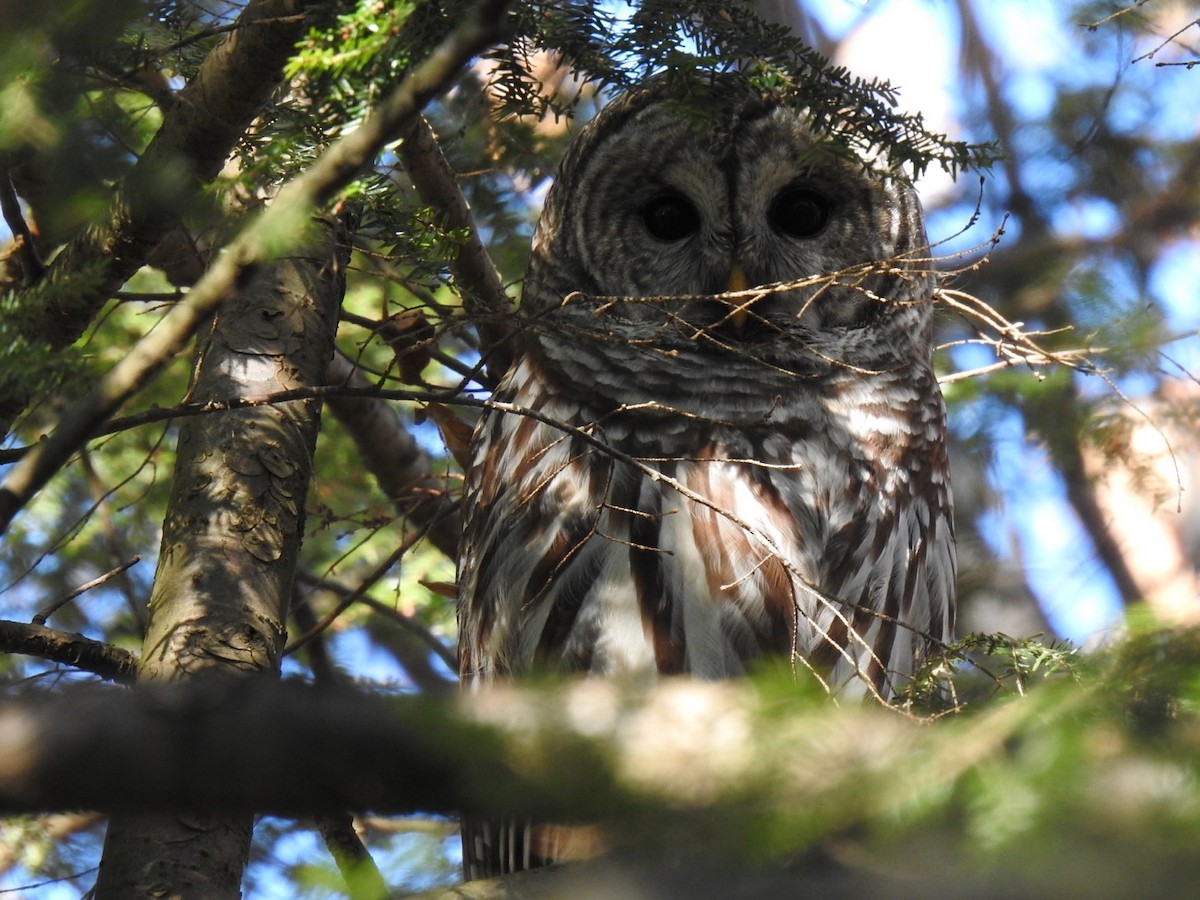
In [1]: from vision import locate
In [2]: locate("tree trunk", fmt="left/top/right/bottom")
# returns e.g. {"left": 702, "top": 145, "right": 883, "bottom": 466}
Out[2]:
{"left": 92, "top": 215, "right": 350, "bottom": 899}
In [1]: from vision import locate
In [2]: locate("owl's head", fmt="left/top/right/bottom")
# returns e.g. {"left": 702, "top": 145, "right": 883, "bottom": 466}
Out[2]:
{"left": 520, "top": 73, "right": 938, "bottom": 397}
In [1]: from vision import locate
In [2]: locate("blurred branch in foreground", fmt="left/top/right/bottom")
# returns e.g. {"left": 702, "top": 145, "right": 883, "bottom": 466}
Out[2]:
{"left": 0, "top": 635, "right": 1198, "bottom": 899}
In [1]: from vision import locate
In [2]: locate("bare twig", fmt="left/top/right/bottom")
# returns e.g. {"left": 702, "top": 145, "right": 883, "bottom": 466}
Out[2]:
{"left": 937, "top": 287, "right": 1102, "bottom": 384}
{"left": 284, "top": 530, "right": 427, "bottom": 656}
{"left": 300, "top": 570, "right": 457, "bottom": 673}
{"left": 397, "top": 115, "right": 516, "bottom": 376}
{"left": 1132, "top": 17, "right": 1200, "bottom": 63}
{"left": 0, "top": 383, "right": 467, "bottom": 465}
{"left": 326, "top": 351, "right": 462, "bottom": 558}
{"left": 1085, "top": 0, "right": 1151, "bottom": 32}
{"left": 31, "top": 557, "right": 142, "bottom": 626}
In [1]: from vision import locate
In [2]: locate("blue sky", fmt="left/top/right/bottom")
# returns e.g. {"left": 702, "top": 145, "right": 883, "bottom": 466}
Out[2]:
{"left": 805, "top": 0, "right": 1200, "bottom": 642}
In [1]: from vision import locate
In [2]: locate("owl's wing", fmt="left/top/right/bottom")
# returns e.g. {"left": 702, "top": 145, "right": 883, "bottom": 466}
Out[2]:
{"left": 458, "top": 358, "right": 626, "bottom": 680}
{"left": 776, "top": 367, "right": 956, "bottom": 696}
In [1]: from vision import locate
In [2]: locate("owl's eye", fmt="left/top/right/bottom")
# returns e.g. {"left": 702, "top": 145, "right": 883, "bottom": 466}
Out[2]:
{"left": 641, "top": 194, "right": 700, "bottom": 242}
{"left": 769, "top": 188, "right": 831, "bottom": 238}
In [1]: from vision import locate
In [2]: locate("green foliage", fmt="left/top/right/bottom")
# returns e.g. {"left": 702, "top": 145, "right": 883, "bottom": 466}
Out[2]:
{"left": 673, "top": 621, "right": 1200, "bottom": 893}
{"left": 288, "top": 1, "right": 419, "bottom": 80}
{"left": 902, "top": 631, "right": 1082, "bottom": 711}
{"left": 488, "top": 0, "right": 996, "bottom": 178}
{"left": 0, "top": 267, "right": 105, "bottom": 425}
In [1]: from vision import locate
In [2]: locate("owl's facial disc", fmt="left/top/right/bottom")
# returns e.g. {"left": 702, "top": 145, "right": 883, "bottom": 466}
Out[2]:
{"left": 525, "top": 76, "right": 934, "bottom": 376}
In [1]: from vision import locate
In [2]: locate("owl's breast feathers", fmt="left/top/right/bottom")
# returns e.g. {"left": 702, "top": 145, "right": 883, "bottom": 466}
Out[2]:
{"left": 459, "top": 349, "right": 955, "bottom": 698}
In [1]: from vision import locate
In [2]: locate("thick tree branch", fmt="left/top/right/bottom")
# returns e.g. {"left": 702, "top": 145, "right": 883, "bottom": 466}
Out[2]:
{"left": 26, "top": 0, "right": 321, "bottom": 349}
{"left": 0, "top": 0, "right": 513, "bottom": 536}
{"left": 0, "top": 678, "right": 1037, "bottom": 820}
{"left": 92, "top": 204, "right": 351, "bottom": 900}
{"left": 0, "top": 620, "right": 138, "bottom": 682}
{"left": 0, "top": 680, "right": 761, "bottom": 813}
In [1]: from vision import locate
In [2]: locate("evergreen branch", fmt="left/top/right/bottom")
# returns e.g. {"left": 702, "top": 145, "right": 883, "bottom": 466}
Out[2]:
{"left": 0, "top": 0, "right": 513, "bottom": 536}
{"left": 26, "top": 0, "right": 324, "bottom": 349}
{"left": 487, "top": 0, "right": 995, "bottom": 177}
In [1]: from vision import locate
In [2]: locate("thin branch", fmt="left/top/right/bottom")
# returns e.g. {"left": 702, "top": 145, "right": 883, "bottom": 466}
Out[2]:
{"left": 297, "top": 570, "right": 457, "bottom": 677}
{"left": 32, "top": 557, "right": 142, "bottom": 626}
{"left": 937, "top": 287, "right": 1102, "bottom": 385}
{"left": 397, "top": 115, "right": 515, "bottom": 376}
{"left": 1085, "top": 0, "right": 1152, "bottom": 31}
{"left": 325, "top": 352, "right": 462, "bottom": 558}
{"left": 1132, "top": 16, "right": 1200, "bottom": 63}
{"left": 0, "top": 0, "right": 513, "bottom": 535}
{"left": 284, "top": 533, "right": 422, "bottom": 655}
{"left": 339, "top": 309, "right": 489, "bottom": 387}
{"left": 0, "top": 383, "right": 468, "bottom": 465}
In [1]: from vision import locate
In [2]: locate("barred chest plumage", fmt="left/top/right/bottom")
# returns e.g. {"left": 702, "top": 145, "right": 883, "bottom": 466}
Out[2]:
{"left": 459, "top": 345, "right": 955, "bottom": 699}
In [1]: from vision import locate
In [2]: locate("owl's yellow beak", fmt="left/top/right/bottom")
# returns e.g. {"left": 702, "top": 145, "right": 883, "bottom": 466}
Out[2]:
{"left": 726, "top": 263, "right": 750, "bottom": 330}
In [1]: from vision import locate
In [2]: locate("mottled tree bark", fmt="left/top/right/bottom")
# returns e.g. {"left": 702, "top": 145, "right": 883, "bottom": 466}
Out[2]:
{"left": 92, "top": 217, "right": 349, "bottom": 899}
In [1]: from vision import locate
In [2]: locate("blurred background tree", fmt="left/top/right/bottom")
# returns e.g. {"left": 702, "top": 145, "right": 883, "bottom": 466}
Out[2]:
{"left": 1, "top": 0, "right": 1199, "bottom": 897}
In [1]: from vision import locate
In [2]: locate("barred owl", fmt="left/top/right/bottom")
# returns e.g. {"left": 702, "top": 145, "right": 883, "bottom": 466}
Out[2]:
{"left": 458, "top": 74, "right": 955, "bottom": 877}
